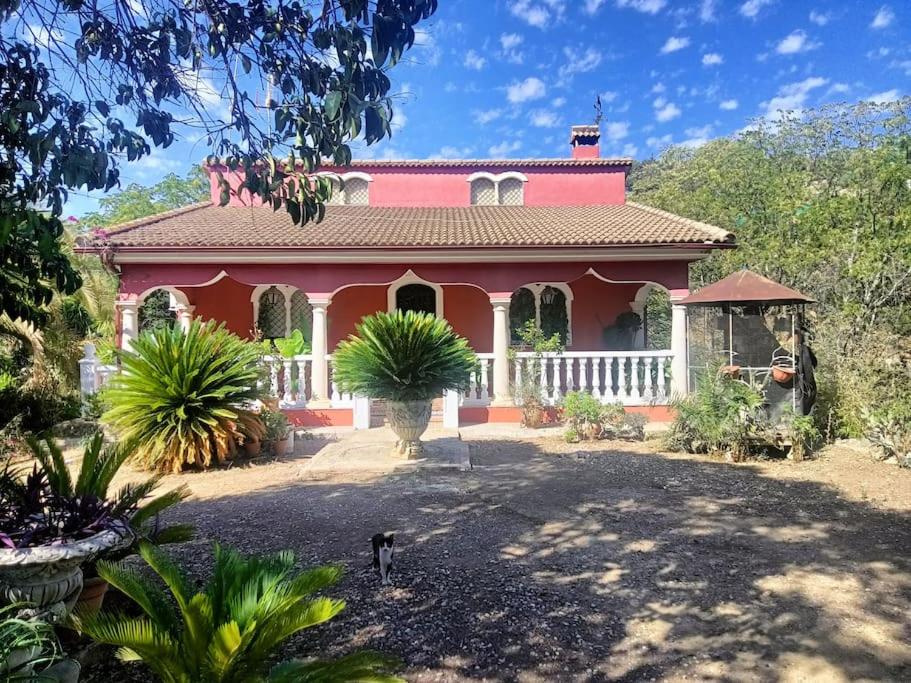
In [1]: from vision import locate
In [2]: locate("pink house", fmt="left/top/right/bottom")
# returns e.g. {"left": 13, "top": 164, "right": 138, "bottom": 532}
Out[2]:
{"left": 81, "top": 125, "right": 734, "bottom": 427}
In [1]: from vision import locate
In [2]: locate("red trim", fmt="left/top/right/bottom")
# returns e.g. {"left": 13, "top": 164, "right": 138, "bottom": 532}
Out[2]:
{"left": 283, "top": 408, "right": 353, "bottom": 427}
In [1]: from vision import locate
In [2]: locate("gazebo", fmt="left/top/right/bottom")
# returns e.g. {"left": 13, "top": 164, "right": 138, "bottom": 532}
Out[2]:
{"left": 680, "top": 270, "right": 817, "bottom": 423}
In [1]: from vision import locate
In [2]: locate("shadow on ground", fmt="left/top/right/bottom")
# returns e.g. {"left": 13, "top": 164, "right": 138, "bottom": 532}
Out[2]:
{"left": 85, "top": 440, "right": 911, "bottom": 682}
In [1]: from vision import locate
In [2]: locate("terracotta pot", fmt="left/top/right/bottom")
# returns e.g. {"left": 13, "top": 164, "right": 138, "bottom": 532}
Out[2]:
{"left": 523, "top": 405, "right": 544, "bottom": 429}
{"left": 721, "top": 365, "right": 741, "bottom": 379}
{"left": 771, "top": 365, "right": 796, "bottom": 384}
{"left": 243, "top": 439, "right": 262, "bottom": 457}
{"left": 273, "top": 438, "right": 288, "bottom": 456}
{"left": 75, "top": 575, "right": 109, "bottom": 615}
{"left": 387, "top": 400, "right": 433, "bottom": 458}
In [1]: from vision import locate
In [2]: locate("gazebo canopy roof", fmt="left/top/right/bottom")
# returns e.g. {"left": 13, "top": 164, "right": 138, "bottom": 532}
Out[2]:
{"left": 679, "top": 270, "right": 815, "bottom": 306}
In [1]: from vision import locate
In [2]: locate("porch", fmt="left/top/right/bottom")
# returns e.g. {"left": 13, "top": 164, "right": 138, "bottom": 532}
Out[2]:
{"left": 81, "top": 260, "right": 690, "bottom": 427}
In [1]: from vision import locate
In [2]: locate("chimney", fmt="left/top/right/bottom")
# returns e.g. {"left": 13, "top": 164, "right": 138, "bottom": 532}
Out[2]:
{"left": 569, "top": 124, "right": 600, "bottom": 159}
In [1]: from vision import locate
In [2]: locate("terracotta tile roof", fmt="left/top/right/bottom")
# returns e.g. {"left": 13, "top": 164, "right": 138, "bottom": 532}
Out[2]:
{"left": 90, "top": 201, "right": 734, "bottom": 249}
{"left": 316, "top": 157, "right": 632, "bottom": 168}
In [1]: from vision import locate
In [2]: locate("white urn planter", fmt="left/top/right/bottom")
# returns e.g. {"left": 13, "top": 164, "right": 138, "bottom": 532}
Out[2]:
{"left": 0, "top": 521, "right": 133, "bottom": 620}
{"left": 386, "top": 400, "right": 433, "bottom": 459}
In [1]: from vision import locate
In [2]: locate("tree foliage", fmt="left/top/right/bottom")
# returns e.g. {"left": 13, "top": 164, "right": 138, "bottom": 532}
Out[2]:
{"left": 631, "top": 99, "right": 911, "bottom": 436}
{"left": 0, "top": 0, "right": 437, "bottom": 324}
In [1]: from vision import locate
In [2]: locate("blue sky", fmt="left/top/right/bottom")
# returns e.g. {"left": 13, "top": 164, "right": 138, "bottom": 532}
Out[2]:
{"left": 66, "top": 0, "right": 908, "bottom": 216}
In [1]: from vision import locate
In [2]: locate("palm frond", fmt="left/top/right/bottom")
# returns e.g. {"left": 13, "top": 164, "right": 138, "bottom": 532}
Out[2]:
{"left": 96, "top": 559, "right": 179, "bottom": 634}
{"left": 268, "top": 651, "right": 404, "bottom": 683}
{"left": 25, "top": 435, "right": 73, "bottom": 497}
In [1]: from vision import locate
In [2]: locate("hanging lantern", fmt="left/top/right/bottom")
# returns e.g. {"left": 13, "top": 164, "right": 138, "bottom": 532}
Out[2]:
{"left": 541, "top": 286, "right": 557, "bottom": 305}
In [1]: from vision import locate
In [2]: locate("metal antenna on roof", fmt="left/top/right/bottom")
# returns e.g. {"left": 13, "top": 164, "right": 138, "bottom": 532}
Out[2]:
{"left": 593, "top": 95, "right": 603, "bottom": 126}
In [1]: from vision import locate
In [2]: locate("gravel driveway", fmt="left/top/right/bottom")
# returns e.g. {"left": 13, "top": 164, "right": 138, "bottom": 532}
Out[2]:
{"left": 83, "top": 436, "right": 911, "bottom": 682}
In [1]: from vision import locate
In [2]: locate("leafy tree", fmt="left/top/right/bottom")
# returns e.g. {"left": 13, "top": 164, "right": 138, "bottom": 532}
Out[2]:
{"left": 0, "top": 0, "right": 437, "bottom": 325}
{"left": 81, "top": 168, "right": 210, "bottom": 227}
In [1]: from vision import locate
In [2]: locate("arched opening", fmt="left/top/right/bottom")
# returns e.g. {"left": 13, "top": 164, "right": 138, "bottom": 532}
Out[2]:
{"left": 508, "top": 284, "right": 571, "bottom": 345}
{"left": 138, "top": 289, "right": 176, "bottom": 332}
{"left": 257, "top": 286, "right": 286, "bottom": 340}
{"left": 290, "top": 291, "right": 312, "bottom": 343}
{"left": 644, "top": 287, "right": 672, "bottom": 350}
{"left": 509, "top": 287, "right": 536, "bottom": 344}
{"left": 395, "top": 283, "right": 437, "bottom": 316}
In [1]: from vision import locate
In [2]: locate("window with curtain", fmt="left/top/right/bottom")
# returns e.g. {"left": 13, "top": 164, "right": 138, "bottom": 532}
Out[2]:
{"left": 257, "top": 286, "right": 286, "bottom": 339}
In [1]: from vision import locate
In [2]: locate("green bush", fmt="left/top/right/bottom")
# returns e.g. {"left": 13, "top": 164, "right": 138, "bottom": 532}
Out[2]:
{"left": 103, "top": 320, "right": 265, "bottom": 473}
{"left": 666, "top": 366, "right": 765, "bottom": 458}
{"left": 562, "top": 391, "right": 603, "bottom": 439}
{"left": 260, "top": 409, "right": 289, "bottom": 442}
{"left": 74, "top": 543, "right": 403, "bottom": 682}
{"left": 1, "top": 604, "right": 62, "bottom": 677}
{"left": 332, "top": 310, "right": 476, "bottom": 402}
{"left": 867, "top": 397, "right": 911, "bottom": 467}
{"left": 781, "top": 408, "right": 821, "bottom": 461}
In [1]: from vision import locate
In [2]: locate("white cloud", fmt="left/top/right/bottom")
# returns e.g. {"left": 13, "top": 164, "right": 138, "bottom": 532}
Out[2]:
{"left": 488, "top": 140, "right": 522, "bottom": 157}
{"left": 463, "top": 49, "right": 486, "bottom": 70}
{"left": 866, "top": 89, "right": 901, "bottom": 103}
{"left": 435, "top": 145, "right": 474, "bottom": 159}
{"left": 621, "top": 143, "right": 639, "bottom": 157}
{"left": 775, "top": 30, "right": 820, "bottom": 55}
{"left": 699, "top": 0, "right": 718, "bottom": 22}
{"left": 871, "top": 5, "right": 894, "bottom": 29}
{"left": 826, "top": 82, "right": 850, "bottom": 96}
{"left": 655, "top": 102, "right": 681, "bottom": 122}
{"left": 25, "top": 24, "right": 63, "bottom": 50}
{"left": 600, "top": 90, "right": 619, "bottom": 102}
{"left": 584, "top": 0, "right": 607, "bottom": 13}
{"left": 653, "top": 96, "right": 667, "bottom": 108}
{"left": 719, "top": 98, "right": 739, "bottom": 110}
{"left": 499, "top": 33, "right": 525, "bottom": 64}
{"left": 472, "top": 108, "right": 503, "bottom": 125}
{"left": 616, "top": 0, "right": 667, "bottom": 15}
{"left": 681, "top": 124, "right": 714, "bottom": 148}
{"left": 531, "top": 109, "right": 561, "bottom": 127}
{"left": 559, "top": 46, "right": 603, "bottom": 79}
{"left": 761, "top": 76, "right": 828, "bottom": 119}
{"left": 702, "top": 52, "right": 724, "bottom": 66}
{"left": 740, "top": 0, "right": 774, "bottom": 19}
{"left": 552, "top": 96, "right": 567, "bottom": 107}
{"left": 646, "top": 134, "right": 673, "bottom": 148}
{"left": 809, "top": 10, "right": 830, "bottom": 26}
{"left": 651, "top": 82, "right": 666, "bottom": 94}
{"left": 604, "top": 121, "right": 630, "bottom": 141}
{"left": 507, "top": 76, "right": 546, "bottom": 103}
{"left": 509, "top": 0, "right": 565, "bottom": 29}
{"left": 660, "top": 36, "right": 690, "bottom": 54}
{"left": 413, "top": 28, "right": 441, "bottom": 66}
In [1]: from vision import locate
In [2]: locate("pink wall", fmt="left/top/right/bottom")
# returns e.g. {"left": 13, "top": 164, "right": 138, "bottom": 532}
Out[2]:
{"left": 189, "top": 277, "right": 256, "bottom": 338}
{"left": 327, "top": 285, "right": 386, "bottom": 349}
{"left": 568, "top": 276, "right": 642, "bottom": 350}
{"left": 442, "top": 285, "right": 493, "bottom": 353}
{"left": 209, "top": 164, "right": 628, "bottom": 208}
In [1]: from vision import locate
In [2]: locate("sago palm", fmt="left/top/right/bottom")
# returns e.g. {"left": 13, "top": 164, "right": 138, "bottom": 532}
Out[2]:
{"left": 74, "top": 543, "right": 403, "bottom": 683}
{"left": 103, "top": 320, "right": 265, "bottom": 473}
{"left": 332, "top": 310, "right": 477, "bottom": 401}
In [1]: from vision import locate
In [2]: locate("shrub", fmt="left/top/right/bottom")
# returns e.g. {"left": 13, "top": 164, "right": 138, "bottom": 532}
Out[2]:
{"left": 782, "top": 409, "right": 820, "bottom": 461}
{"left": 0, "top": 604, "right": 62, "bottom": 678}
{"left": 74, "top": 543, "right": 403, "bottom": 682}
{"left": 261, "top": 409, "right": 289, "bottom": 442}
{"left": 332, "top": 310, "right": 476, "bottom": 402}
{"left": 512, "top": 320, "right": 563, "bottom": 427}
{"left": 272, "top": 329, "right": 311, "bottom": 357}
{"left": 666, "top": 366, "right": 765, "bottom": 458}
{"left": 103, "top": 320, "right": 265, "bottom": 473}
{"left": 562, "top": 391, "right": 603, "bottom": 440}
{"left": 867, "top": 398, "right": 911, "bottom": 468}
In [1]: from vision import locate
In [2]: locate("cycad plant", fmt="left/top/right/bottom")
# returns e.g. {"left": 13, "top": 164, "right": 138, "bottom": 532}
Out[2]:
{"left": 103, "top": 320, "right": 266, "bottom": 473}
{"left": 74, "top": 543, "right": 403, "bottom": 683}
{"left": 25, "top": 432, "right": 193, "bottom": 549}
{"left": 332, "top": 310, "right": 476, "bottom": 402}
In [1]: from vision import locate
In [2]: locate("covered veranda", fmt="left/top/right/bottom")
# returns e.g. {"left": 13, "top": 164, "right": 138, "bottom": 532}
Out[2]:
{"left": 83, "top": 258, "right": 691, "bottom": 427}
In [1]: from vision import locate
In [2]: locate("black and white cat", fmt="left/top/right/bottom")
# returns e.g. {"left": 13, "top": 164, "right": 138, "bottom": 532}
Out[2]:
{"left": 371, "top": 533, "right": 395, "bottom": 586}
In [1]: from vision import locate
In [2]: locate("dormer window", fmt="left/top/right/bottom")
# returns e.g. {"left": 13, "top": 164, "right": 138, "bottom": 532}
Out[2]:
{"left": 468, "top": 172, "right": 527, "bottom": 206}
{"left": 322, "top": 171, "right": 372, "bottom": 206}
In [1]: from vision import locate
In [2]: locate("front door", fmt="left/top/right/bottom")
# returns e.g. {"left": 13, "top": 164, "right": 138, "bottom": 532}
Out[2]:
{"left": 395, "top": 283, "right": 437, "bottom": 316}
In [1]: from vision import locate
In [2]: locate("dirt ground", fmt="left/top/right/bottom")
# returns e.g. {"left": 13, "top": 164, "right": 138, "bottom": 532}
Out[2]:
{"left": 80, "top": 435, "right": 911, "bottom": 682}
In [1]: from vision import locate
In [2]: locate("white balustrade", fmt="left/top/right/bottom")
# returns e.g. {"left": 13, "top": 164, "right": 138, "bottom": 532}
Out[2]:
{"left": 262, "top": 354, "right": 313, "bottom": 407}
{"left": 464, "top": 353, "right": 494, "bottom": 405}
{"left": 326, "top": 355, "right": 354, "bottom": 407}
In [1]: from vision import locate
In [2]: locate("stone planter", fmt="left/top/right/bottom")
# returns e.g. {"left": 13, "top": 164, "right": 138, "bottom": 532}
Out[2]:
{"left": 386, "top": 400, "right": 433, "bottom": 459}
{"left": 0, "top": 522, "right": 133, "bottom": 620}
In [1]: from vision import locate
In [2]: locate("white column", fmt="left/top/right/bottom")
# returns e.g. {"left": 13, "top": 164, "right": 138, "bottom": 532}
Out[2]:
{"left": 629, "top": 300, "right": 646, "bottom": 349}
{"left": 353, "top": 395, "right": 371, "bottom": 429}
{"left": 79, "top": 342, "right": 97, "bottom": 408}
{"left": 175, "top": 304, "right": 195, "bottom": 332}
{"left": 309, "top": 296, "right": 331, "bottom": 406}
{"left": 490, "top": 295, "right": 512, "bottom": 406}
{"left": 117, "top": 299, "right": 139, "bottom": 352}
{"left": 442, "top": 389, "right": 460, "bottom": 429}
{"left": 670, "top": 302, "right": 688, "bottom": 397}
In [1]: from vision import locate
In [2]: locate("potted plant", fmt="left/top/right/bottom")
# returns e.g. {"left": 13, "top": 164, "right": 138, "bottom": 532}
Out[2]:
{"left": 513, "top": 320, "right": 563, "bottom": 429}
{"left": 21, "top": 433, "right": 192, "bottom": 615}
{"left": 261, "top": 409, "right": 292, "bottom": 456}
{"left": 332, "top": 310, "right": 476, "bottom": 458}
{"left": 0, "top": 462, "right": 134, "bottom": 621}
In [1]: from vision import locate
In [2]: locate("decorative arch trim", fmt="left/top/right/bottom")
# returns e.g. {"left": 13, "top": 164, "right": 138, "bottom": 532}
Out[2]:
{"left": 466, "top": 171, "right": 528, "bottom": 183}
{"left": 386, "top": 270, "right": 444, "bottom": 317}
{"left": 511, "top": 282, "right": 573, "bottom": 345}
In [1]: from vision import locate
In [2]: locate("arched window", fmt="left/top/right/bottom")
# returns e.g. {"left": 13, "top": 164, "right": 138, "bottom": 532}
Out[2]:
{"left": 322, "top": 172, "right": 371, "bottom": 205}
{"left": 257, "top": 286, "right": 287, "bottom": 339}
{"left": 395, "top": 284, "right": 437, "bottom": 316}
{"left": 139, "top": 289, "right": 176, "bottom": 332}
{"left": 508, "top": 284, "right": 572, "bottom": 345}
{"left": 343, "top": 177, "right": 369, "bottom": 205}
{"left": 468, "top": 172, "right": 527, "bottom": 205}
{"left": 470, "top": 178, "right": 497, "bottom": 205}
{"left": 290, "top": 290, "right": 312, "bottom": 342}
{"left": 499, "top": 177, "right": 524, "bottom": 205}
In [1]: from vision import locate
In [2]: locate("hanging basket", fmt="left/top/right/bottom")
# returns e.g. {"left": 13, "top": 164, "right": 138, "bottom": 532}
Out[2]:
{"left": 720, "top": 365, "right": 741, "bottom": 379}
